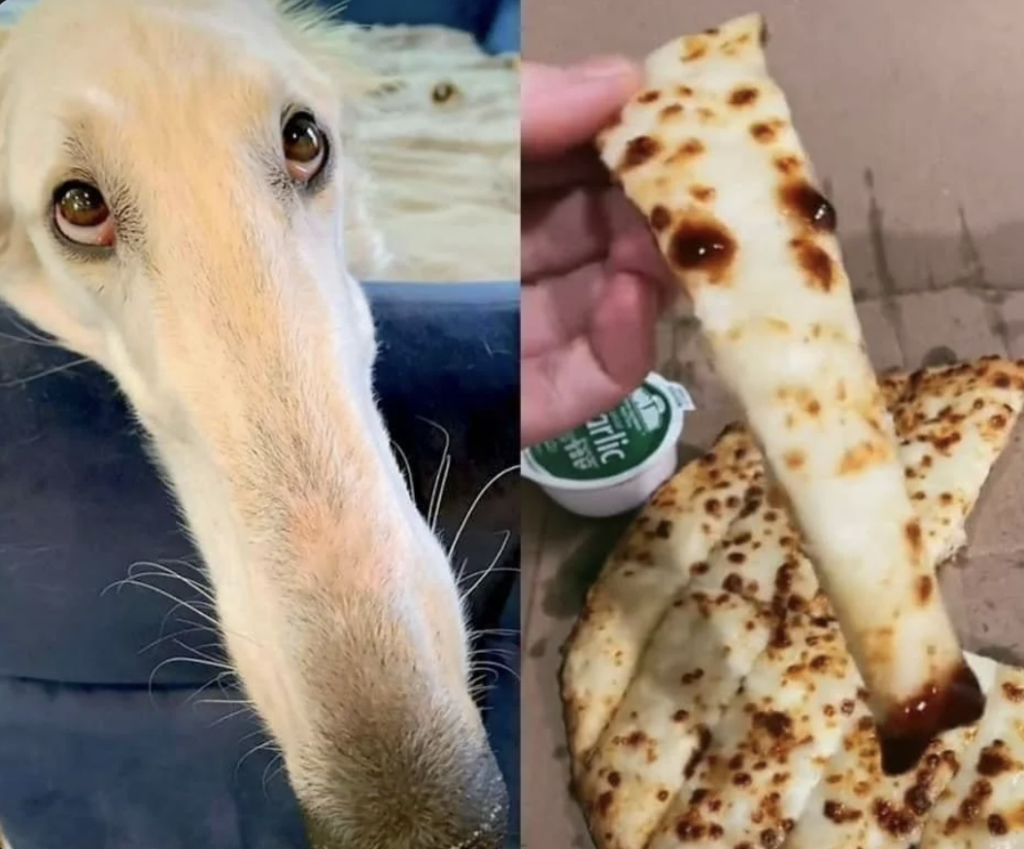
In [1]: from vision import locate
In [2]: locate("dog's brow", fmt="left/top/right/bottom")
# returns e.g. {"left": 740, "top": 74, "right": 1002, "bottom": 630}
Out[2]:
{"left": 60, "top": 129, "right": 146, "bottom": 253}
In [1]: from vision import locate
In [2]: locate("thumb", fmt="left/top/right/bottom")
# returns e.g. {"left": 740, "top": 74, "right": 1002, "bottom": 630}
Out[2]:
{"left": 522, "top": 57, "right": 642, "bottom": 159}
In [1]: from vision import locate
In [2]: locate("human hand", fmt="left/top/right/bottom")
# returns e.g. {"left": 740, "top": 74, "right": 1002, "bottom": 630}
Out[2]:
{"left": 521, "top": 57, "right": 677, "bottom": 448}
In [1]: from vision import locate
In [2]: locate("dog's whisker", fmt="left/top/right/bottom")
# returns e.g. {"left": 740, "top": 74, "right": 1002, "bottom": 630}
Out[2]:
{"left": 0, "top": 356, "right": 90, "bottom": 387}
{"left": 459, "top": 531, "right": 516, "bottom": 602}
{"left": 1, "top": 315, "right": 61, "bottom": 346}
{"left": 160, "top": 557, "right": 208, "bottom": 576}
{"left": 126, "top": 567, "right": 217, "bottom": 604}
{"left": 170, "top": 638, "right": 226, "bottom": 666}
{"left": 105, "top": 576, "right": 221, "bottom": 629}
{"left": 195, "top": 696, "right": 252, "bottom": 708}
{"left": 470, "top": 660, "right": 520, "bottom": 681}
{"left": 129, "top": 561, "right": 217, "bottom": 598}
{"left": 238, "top": 726, "right": 269, "bottom": 744}
{"left": 137, "top": 624, "right": 215, "bottom": 655}
{"left": 183, "top": 671, "right": 240, "bottom": 709}
{"left": 432, "top": 454, "right": 452, "bottom": 532}
{"left": 461, "top": 566, "right": 519, "bottom": 591}
{"left": 205, "top": 705, "right": 256, "bottom": 728}
{"left": 390, "top": 438, "right": 415, "bottom": 496}
{"left": 417, "top": 415, "right": 452, "bottom": 531}
{"left": 153, "top": 602, "right": 220, "bottom": 648}
{"left": 107, "top": 571, "right": 261, "bottom": 655}
{"left": 470, "top": 645, "right": 519, "bottom": 661}
{"left": 234, "top": 738, "right": 279, "bottom": 783}
{"left": 0, "top": 329, "right": 64, "bottom": 348}
{"left": 447, "top": 464, "right": 518, "bottom": 560}
{"left": 147, "top": 655, "right": 234, "bottom": 711}
{"left": 261, "top": 752, "right": 287, "bottom": 795}
{"left": 468, "top": 627, "right": 520, "bottom": 638}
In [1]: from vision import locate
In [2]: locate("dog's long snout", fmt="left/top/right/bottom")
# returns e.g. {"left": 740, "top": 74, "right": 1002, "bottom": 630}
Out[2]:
{"left": 303, "top": 724, "right": 508, "bottom": 849}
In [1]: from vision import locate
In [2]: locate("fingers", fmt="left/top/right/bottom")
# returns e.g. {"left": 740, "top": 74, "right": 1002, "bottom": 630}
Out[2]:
{"left": 522, "top": 147, "right": 609, "bottom": 194}
{"left": 522, "top": 261, "right": 606, "bottom": 357}
{"left": 522, "top": 179, "right": 671, "bottom": 279}
{"left": 521, "top": 273, "right": 658, "bottom": 447}
{"left": 522, "top": 187, "right": 611, "bottom": 283}
{"left": 521, "top": 58, "right": 643, "bottom": 159}
{"left": 520, "top": 55, "right": 667, "bottom": 448}
{"left": 589, "top": 270, "right": 660, "bottom": 389}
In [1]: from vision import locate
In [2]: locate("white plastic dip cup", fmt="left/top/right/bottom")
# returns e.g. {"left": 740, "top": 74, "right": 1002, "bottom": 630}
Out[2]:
{"left": 522, "top": 374, "right": 695, "bottom": 518}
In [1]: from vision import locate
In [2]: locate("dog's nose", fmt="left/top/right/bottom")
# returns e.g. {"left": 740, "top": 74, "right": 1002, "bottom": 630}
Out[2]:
{"left": 301, "top": 741, "right": 509, "bottom": 849}
{"left": 440, "top": 747, "right": 509, "bottom": 849}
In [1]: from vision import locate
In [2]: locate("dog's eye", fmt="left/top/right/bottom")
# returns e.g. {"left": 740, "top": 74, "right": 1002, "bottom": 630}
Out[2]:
{"left": 282, "top": 111, "right": 328, "bottom": 183}
{"left": 53, "top": 181, "right": 114, "bottom": 247}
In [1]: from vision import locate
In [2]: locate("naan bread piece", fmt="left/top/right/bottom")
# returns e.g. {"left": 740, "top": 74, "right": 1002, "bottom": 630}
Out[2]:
{"left": 647, "top": 597, "right": 860, "bottom": 849}
{"left": 580, "top": 591, "right": 772, "bottom": 849}
{"left": 343, "top": 25, "right": 519, "bottom": 282}
{"left": 578, "top": 485, "right": 817, "bottom": 849}
{"left": 919, "top": 665, "right": 1024, "bottom": 848}
{"left": 596, "top": 12, "right": 983, "bottom": 771}
{"left": 890, "top": 357, "right": 1024, "bottom": 565}
{"left": 785, "top": 652, "right": 1000, "bottom": 849}
{"left": 562, "top": 426, "right": 762, "bottom": 762}
{"left": 564, "top": 356, "right": 1024, "bottom": 849}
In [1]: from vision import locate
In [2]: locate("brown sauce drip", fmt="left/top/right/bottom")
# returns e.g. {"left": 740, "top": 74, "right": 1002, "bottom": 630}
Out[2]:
{"left": 668, "top": 218, "right": 737, "bottom": 283}
{"left": 779, "top": 182, "right": 837, "bottom": 233}
{"left": 877, "top": 662, "right": 986, "bottom": 776}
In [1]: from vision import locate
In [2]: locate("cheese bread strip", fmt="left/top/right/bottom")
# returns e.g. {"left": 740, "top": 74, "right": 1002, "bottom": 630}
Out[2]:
{"left": 595, "top": 13, "right": 983, "bottom": 772}
{"left": 647, "top": 598, "right": 862, "bottom": 849}
{"left": 578, "top": 480, "right": 817, "bottom": 849}
{"left": 887, "top": 357, "right": 1024, "bottom": 566}
{"left": 562, "top": 425, "right": 761, "bottom": 763}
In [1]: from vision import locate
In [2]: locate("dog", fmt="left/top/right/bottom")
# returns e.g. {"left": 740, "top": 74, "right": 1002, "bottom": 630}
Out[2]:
{"left": 0, "top": 0, "right": 508, "bottom": 846}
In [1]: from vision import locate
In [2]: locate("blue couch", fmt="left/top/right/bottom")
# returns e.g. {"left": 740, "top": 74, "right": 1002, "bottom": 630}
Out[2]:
{"left": 0, "top": 2, "right": 520, "bottom": 847}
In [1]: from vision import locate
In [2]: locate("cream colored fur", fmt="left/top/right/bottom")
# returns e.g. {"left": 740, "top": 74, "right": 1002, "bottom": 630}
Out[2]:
{"left": 0, "top": 1, "right": 506, "bottom": 847}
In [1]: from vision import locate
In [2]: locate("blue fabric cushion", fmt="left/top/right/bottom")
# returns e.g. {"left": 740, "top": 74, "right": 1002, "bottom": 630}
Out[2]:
{"left": 0, "top": 282, "right": 520, "bottom": 849}
{"left": 484, "top": 0, "right": 520, "bottom": 54}
{"left": 316, "top": 0, "right": 502, "bottom": 47}
{"left": 0, "top": 0, "right": 520, "bottom": 56}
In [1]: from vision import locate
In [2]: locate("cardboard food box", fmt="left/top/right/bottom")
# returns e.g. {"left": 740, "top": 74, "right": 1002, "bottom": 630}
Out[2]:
{"left": 522, "top": 1, "right": 1024, "bottom": 845}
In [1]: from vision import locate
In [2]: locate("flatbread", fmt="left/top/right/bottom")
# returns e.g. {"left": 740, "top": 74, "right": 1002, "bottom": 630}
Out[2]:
{"left": 345, "top": 25, "right": 519, "bottom": 283}
{"left": 594, "top": 12, "right": 1003, "bottom": 770}
{"left": 562, "top": 357, "right": 1024, "bottom": 849}
{"left": 562, "top": 425, "right": 763, "bottom": 763}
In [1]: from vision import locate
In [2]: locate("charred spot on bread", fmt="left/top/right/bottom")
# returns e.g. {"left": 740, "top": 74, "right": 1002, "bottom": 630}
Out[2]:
{"left": 668, "top": 138, "right": 706, "bottom": 164}
{"left": 690, "top": 185, "right": 716, "bottom": 203}
{"left": 779, "top": 182, "right": 838, "bottom": 232}
{"left": 619, "top": 135, "right": 662, "bottom": 171}
{"left": 649, "top": 204, "right": 672, "bottom": 231}
{"left": 790, "top": 237, "right": 836, "bottom": 292}
{"left": 730, "top": 86, "right": 760, "bottom": 107}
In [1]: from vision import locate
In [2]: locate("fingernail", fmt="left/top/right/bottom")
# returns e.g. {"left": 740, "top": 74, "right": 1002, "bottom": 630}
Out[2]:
{"left": 571, "top": 55, "right": 637, "bottom": 80}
